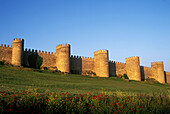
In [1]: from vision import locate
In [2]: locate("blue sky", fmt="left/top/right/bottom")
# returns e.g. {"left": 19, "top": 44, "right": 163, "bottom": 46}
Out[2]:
{"left": 0, "top": 0, "right": 170, "bottom": 71}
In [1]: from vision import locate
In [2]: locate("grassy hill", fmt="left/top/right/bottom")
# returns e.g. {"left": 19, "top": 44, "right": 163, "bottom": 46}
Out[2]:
{"left": 0, "top": 65, "right": 169, "bottom": 95}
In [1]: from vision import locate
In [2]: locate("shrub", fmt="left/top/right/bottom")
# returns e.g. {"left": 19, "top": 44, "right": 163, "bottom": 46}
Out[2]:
{"left": 28, "top": 54, "right": 43, "bottom": 69}
{"left": 81, "top": 70, "right": 96, "bottom": 76}
{"left": 122, "top": 74, "right": 129, "bottom": 79}
{"left": 36, "top": 55, "right": 43, "bottom": 69}
{"left": 145, "top": 77, "right": 160, "bottom": 84}
{"left": 0, "top": 60, "right": 5, "bottom": 65}
{"left": 41, "top": 67, "right": 48, "bottom": 70}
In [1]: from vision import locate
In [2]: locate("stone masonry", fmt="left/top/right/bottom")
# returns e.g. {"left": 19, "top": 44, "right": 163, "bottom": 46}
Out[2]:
{"left": 0, "top": 38, "right": 169, "bottom": 84}
{"left": 126, "top": 57, "right": 141, "bottom": 81}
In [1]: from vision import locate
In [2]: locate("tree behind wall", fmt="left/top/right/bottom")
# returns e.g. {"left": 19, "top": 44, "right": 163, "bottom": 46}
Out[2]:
{"left": 28, "top": 54, "right": 43, "bottom": 69}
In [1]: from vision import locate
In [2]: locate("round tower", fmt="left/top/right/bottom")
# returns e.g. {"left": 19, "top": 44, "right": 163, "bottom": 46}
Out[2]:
{"left": 56, "top": 44, "right": 70, "bottom": 73}
{"left": 151, "top": 61, "right": 165, "bottom": 83}
{"left": 94, "top": 50, "right": 109, "bottom": 77}
{"left": 125, "top": 56, "right": 141, "bottom": 81}
{"left": 11, "top": 38, "right": 24, "bottom": 66}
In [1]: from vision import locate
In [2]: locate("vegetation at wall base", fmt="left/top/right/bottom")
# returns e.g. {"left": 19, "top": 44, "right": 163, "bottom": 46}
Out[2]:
{"left": 27, "top": 54, "right": 43, "bottom": 69}
{"left": 0, "top": 64, "right": 169, "bottom": 113}
{"left": 0, "top": 60, "right": 5, "bottom": 65}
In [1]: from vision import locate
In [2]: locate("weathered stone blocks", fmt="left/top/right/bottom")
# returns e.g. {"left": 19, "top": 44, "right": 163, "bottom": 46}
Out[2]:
{"left": 0, "top": 38, "right": 169, "bottom": 84}
{"left": 56, "top": 44, "right": 70, "bottom": 73}
{"left": 125, "top": 56, "right": 141, "bottom": 81}
{"left": 94, "top": 50, "right": 109, "bottom": 77}
{"left": 11, "top": 38, "right": 24, "bottom": 66}
{"left": 151, "top": 61, "right": 165, "bottom": 83}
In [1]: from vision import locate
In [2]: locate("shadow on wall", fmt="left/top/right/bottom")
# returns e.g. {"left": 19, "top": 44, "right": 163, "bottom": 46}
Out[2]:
{"left": 70, "top": 57, "right": 82, "bottom": 74}
{"left": 24, "top": 53, "right": 43, "bottom": 69}
{"left": 109, "top": 61, "right": 116, "bottom": 77}
{"left": 140, "top": 66, "right": 145, "bottom": 81}
{"left": 164, "top": 71, "right": 167, "bottom": 83}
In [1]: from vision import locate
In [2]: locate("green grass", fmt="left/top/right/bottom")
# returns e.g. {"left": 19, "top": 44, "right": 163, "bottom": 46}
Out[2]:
{"left": 1, "top": 65, "right": 169, "bottom": 113}
{"left": 0, "top": 65, "right": 169, "bottom": 95}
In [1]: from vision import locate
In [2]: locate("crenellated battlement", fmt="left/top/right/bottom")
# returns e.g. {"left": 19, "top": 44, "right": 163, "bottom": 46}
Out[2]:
{"left": 94, "top": 49, "right": 108, "bottom": 55}
{"left": 70, "top": 55, "right": 94, "bottom": 60}
{"left": 151, "top": 61, "right": 163, "bottom": 66}
{"left": 55, "top": 43, "right": 70, "bottom": 73}
{"left": 151, "top": 61, "right": 165, "bottom": 83}
{"left": 82, "top": 56, "right": 94, "bottom": 61}
{"left": 0, "top": 38, "right": 168, "bottom": 84}
{"left": 38, "top": 50, "right": 54, "bottom": 55}
{"left": 25, "top": 48, "right": 37, "bottom": 53}
{"left": 0, "top": 44, "right": 11, "bottom": 48}
{"left": 12, "top": 38, "right": 24, "bottom": 42}
{"left": 115, "top": 61, "right": 125, "bottom": 65}
{"left": 125, "top": 56, "right": 141, "bottom": 81}
{"left": 109, "top": 61, "right": 125, "bottom": 65}
{"left": 24, "top": 48, "right": 54, "bottom": 55}
{"left": 94, "top": 49, "right": 109, "bottom": 77}
{"left": 11, "top": 38, "right": 24, "bottom": 66}
{"left": 56, "top": 43, "right": 70, "bottom": 50}
{"left": 70, "top": 55, "right": 82, "bottom": 59}
{"left": 125, "top": 56, "right": 139, "bottom": 62}
{"left": 109, "top": 60, "right": 115, "bottom": 63}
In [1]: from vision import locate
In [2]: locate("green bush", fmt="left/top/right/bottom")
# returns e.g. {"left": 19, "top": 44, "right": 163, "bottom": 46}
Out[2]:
{"left": 81, "top": 70, "right": 96, "bottom": 76}
{"left": 42, "top": 67, "right": 48, "bottom": 70}
{"left": 28, "top": 54, "right": 43, "bottom": 69}
{"left": 122, "top": 74, "right": 129, "bottom": 79}
{"left": 0, "top": 60, "right": 5, "bottom": 65}
{"left": 36, "top": 55, "right": 43, "bottom": 69}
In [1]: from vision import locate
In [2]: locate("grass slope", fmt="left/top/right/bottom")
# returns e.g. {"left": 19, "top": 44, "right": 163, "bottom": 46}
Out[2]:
{"left": 0, "top": 65, "right": 169, "bottom": 95}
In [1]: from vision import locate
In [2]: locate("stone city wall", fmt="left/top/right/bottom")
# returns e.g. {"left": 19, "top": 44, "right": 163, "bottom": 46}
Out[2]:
{"left": 116, "top": 62, "right": 126, "bottom": 76}
{"left": 24, "top": 49, "right": 56, "bottom": 68}
{"left": 0, "top": 44, "right": 12, "bottom": 64}
{"left": 70, "top": 56, "right": 94, "bottom": 74}
{"left": 109, "top": 61, "right": 126, "bottom": 77}
{"left": 0, "top": 38, "right": 169, "bottom": 84}
{"left": 82, "top": 57, "right": 94, "bottom": 72}
{"left": 109, "top": 61, "right": 116, "bottom": 76}
{"left": 140, "top": 66, "right": 153, "bottom": 81}
{"left": 165, "top": 71, "right": 170, "bottom": 84}
{"left": 70, "top": 55, "right": 82, "bottom": 74}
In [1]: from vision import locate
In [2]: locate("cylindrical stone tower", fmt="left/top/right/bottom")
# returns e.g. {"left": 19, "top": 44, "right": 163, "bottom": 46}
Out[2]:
{"left": 151, "top": 61, "right": 165, "bottom": 83}
{"left": 125, "top": 56, "right": 141, "bottom": 81}
{"left": 56, "top": 44, "right": 70, "bottom": 73}
{"left": 11, "top": 38, "right": 24, "bottom": 66}
{"left": 94, "top": 50, "right": 109, "bottom": 77}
